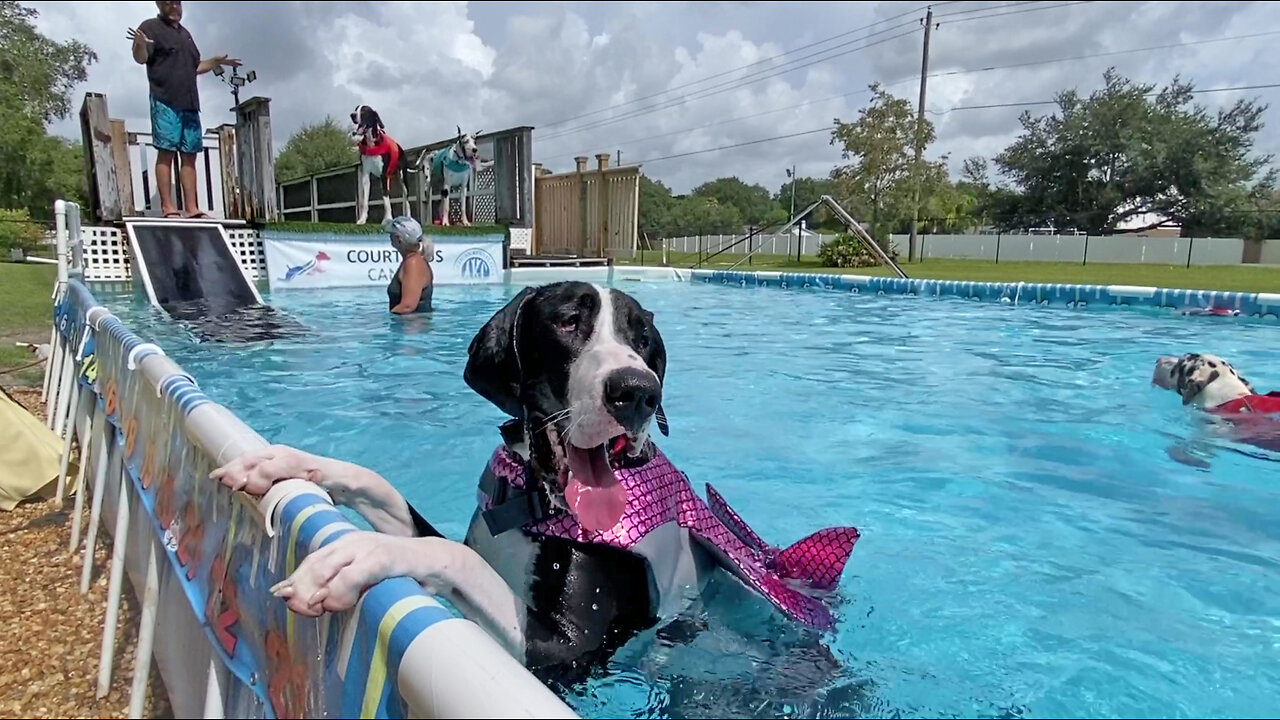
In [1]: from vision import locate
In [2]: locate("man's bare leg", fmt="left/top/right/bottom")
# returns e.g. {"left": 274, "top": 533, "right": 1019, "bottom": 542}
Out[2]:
{"left": 155, "top": 149, "right": 178, "bottom": 216}
{"left": 179, "top": 152, "right": 201, "bottom": 216}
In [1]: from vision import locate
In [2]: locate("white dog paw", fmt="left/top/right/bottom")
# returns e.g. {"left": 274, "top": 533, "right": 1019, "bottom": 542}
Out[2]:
{"left": 270, "top": 531, "right": 401, "bottom": 616}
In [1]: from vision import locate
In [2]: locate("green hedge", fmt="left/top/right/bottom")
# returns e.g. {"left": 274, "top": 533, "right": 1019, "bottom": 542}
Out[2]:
{"left": 263, "top": 220, "right": 507, "bottom": 237}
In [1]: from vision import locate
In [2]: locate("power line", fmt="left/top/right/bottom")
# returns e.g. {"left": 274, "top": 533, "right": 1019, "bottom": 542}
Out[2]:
{"left": 535, "top": 1, "right": 960, "bottom": 130}
{"left": 929, "top": 82, "right": 1280, "bottom": 114}
{"left": 931, "top": 0, "right": 1057, "bottom": 20}
{"left": 538, "top": 23, "right": 921, "bottom": 142}
{"left": 629, "top": 126, "right": 836, "bottom": 166}
{"left": 540, "top": 0, "right": 1102, "bottom": 144}
{"left": 928, "top": 29, "right": 1280, "bottom": 81}
{"left": 936, "top": 0, "right": 1098, "bottom": 24}
{"left": 619, "top": 82, "right": 1280, "bottom": 167}
{"left": 553, "top": 27, "right": 1280, "bottom": 160}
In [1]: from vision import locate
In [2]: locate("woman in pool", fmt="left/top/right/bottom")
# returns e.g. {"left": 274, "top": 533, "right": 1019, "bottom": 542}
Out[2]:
{"left": 384, "top": 215, "right": 433, "bottom": 314}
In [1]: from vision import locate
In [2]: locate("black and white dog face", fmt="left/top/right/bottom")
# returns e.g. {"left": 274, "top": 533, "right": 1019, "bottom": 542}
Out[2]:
{"left": 455, "top": 125, "right": 480, "bottom": 161}
{"left": 1153, "top": 352, "right": 1255, "bottom": 408}
{"left": 350, "top": 104, "right": 384, "bottom": 143}
{"left": 465, "top": 282, "right": 669, "bottom": 528}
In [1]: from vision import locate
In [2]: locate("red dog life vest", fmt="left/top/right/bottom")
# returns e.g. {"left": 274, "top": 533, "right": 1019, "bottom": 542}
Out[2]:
{"left": 1209, "top": 392, "right": 1280, "bottom": 453}
{"left": 359, "top": 133, "right": 403, "bottom": 192}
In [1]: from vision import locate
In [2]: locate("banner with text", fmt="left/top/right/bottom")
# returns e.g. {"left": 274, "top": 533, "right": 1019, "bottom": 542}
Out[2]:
{"left": 262, "top": 234, "right": 504, "bottom": 291}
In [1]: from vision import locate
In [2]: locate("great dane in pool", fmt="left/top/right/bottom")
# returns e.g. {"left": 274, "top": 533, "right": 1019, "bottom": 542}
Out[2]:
{"left": 213, "top": 281, "right": 868, "bottom": 713}
{"left": 1153, "top": 352, "right": 1280, "bottom": 465}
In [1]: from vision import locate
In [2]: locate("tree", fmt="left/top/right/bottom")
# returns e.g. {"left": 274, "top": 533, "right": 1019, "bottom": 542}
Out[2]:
{"left": 0, "top": 2, "right": 96, "bottom": 124}
{"left": 691, "top": 176, "right": 777, "bottom": 226}
{"left": 638, "top": 174, "right": 675, "bottom": 239}
{"left": 829, "top": 82, "right": 947, "bottom": 244}
{"left": 0, "top": 2, "right": 96, "bottom": 215}
{"left": 776, "top": 176, "right": 838, "bottom": 229}
{"left": 994, "top": 67, "right": 1275, "bottom": 235}
{"left": 275, "top": 116, "right": 359, "bottom": 181}
{"left": 665, "top": 195, "right": 742, "bottom": 236}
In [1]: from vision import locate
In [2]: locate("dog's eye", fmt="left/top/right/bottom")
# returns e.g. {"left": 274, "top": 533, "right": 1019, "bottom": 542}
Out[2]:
{"left": 558, "top": 314, "right": 580, "bottom": 333}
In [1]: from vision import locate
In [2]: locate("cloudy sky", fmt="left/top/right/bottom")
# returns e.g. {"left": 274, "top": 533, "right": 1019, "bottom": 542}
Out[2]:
{"left": 29, "top": 0, "right": 1280, "bottom": 196}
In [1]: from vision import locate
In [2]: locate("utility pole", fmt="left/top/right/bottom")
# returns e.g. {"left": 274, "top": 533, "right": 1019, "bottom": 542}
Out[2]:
{"left": 787, "top": 165, "right": 799, "bottom": 261}
{"left": 907, "top": 6, "right": 935, "bottom": 264}
{"left": 617, "top": 149, "right": 622, "bottom": 166}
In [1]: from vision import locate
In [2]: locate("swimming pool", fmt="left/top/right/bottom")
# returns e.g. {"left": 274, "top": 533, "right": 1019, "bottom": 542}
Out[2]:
{"left": 94, "top": 276, "right": 1280, "bottom": 718}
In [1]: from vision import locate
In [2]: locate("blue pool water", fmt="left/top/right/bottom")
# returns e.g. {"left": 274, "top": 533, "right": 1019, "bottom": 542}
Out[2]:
{"left": 96, "top": 278, "right": 1280, "bottom": 718}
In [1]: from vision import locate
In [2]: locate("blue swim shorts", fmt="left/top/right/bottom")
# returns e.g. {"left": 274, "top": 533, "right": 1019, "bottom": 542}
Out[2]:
{"left": 149, "top": 96, "right": 203, "bottom": 155}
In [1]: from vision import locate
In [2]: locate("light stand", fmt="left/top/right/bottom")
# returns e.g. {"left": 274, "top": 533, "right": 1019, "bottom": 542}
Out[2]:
{"left": 212, "top": 65, "right": 257, "bottom": 108}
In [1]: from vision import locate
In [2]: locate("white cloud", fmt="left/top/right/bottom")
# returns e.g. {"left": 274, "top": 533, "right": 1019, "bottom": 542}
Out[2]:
{"left": 26, "top": 0, "right": 1280, "bottom": 199}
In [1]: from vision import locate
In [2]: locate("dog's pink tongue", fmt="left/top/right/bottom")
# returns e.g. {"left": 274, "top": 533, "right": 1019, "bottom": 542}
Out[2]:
{"left": 564, "top": 443, "right": 626, "bottom": 532}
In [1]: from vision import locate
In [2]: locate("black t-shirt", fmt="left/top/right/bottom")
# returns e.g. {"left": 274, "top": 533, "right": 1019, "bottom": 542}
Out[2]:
{"left": 139, "top": 15, "right": 201, "bottom": 112}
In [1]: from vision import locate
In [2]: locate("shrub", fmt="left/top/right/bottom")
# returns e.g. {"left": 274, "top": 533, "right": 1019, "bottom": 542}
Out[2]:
{"left": 817, "top": 233, "right": 881, "bottom": 268}
{"left": 0, "top": 209, "right": 46, "bottom": 260}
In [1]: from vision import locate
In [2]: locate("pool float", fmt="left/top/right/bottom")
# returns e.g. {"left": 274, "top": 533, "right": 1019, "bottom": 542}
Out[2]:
{"left": 477, "top": 441, "right": 860, "bottom": 630}
{"left": 1180, "top": 306, "right": 1241, "bottom": 317}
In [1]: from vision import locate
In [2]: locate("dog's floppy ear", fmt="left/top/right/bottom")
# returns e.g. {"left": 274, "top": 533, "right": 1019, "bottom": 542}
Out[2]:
{"left": 456, "top": 124, "right": 463, "bottom": 138}
{"left": 643, "top": 309, "right": 670, "bottom": 436}
{"left": 464, "top": 287, "right": 536, "bottom": 420}
{"left": 1180, "top": 368, "right": 1219, "bottom": 405}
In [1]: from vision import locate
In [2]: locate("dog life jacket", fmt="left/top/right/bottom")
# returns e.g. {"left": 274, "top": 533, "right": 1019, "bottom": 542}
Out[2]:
{"left": 1209, "top": 392, "right": 1280, "bottom": 454}
{"left": 1211, "top": 392, "right": 1280, "bottom": 416}
{"left": 430, "top": 148, "right": 475, "bottom": 181}
{"left": 477, "top": 443, "right": 860, "bottom": 630}
{"left": 359, "top": 133, "right": 402, "bottom": 191}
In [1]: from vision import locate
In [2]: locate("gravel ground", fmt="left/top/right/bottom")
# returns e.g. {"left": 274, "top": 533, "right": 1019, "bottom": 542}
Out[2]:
{"left": 0, "top": 387, "right": 173, "bottom": 719}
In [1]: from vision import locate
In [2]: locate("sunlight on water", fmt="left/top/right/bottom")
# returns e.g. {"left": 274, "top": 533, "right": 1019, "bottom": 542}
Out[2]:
{"left": 94, "top": 279, "right": 1280, "bottom": 718}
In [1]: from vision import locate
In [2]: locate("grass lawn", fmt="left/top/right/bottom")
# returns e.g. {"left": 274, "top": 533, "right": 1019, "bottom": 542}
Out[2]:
{"left": 625, "top": 252, "right": 1280, "bottom": 294}
{"left": 0, "top": 263, "right": 56, "bottom": 386}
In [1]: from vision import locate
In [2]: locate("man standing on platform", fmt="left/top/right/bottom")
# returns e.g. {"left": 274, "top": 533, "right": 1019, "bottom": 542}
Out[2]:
{"left": 127, "top": 1, "right": 240, "bottom": 219}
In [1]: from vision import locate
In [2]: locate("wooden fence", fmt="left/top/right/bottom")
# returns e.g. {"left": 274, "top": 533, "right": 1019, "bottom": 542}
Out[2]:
{"left": 79, "top": 92, "right": 277, "bottom": 223}
{"left": 532, "top": 154, "right": 640, "bottom": 257}
{"left": 276, "top": 127, "right": 534, "bottom": 230}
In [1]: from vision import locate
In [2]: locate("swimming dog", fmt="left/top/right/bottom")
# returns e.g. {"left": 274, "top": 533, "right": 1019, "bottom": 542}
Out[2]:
{"left": 1153, "top": 352, "right": 1280, "bottom": 458}
{"left": 213, "top": 282, "right": 860, "bottom": 689}
{"left": 350, "top": 104, "right": 414, "bottom": 225}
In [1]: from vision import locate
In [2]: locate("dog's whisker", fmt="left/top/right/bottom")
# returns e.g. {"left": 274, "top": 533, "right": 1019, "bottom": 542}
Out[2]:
{"left": 535, "top": 405, "right": 579, "bottom": 432}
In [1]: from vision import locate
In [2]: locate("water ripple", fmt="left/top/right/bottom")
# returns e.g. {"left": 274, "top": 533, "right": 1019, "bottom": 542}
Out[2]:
{"left": 91, "top": 279, "right": 1280, "bottom": 719}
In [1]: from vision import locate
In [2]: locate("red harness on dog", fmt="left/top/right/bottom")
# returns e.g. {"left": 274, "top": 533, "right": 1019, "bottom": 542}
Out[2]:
{"left": 1210, "top": 392, "right": 1280, "bottom": 453}
{"left": 359, "top": 132, "right": 403, "bottom": 192}
{"left": 1211, "top": 392, "right": 1280, "bottom": 416}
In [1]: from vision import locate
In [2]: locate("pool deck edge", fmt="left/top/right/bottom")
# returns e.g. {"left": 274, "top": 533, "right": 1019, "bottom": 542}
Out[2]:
{"left": 676, "top": 268, "right": 1280, "bottom": 320}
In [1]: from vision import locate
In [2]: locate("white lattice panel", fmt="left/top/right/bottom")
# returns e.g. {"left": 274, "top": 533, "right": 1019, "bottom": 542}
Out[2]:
{"left": 226, "top": 228, "right": 267, "bottom": 279}
{"left": 81, "top": 225, "right": 266, "bottom": 282}
{"left": 509, "top": 227, "right": 531, "bottom": 251}
{"left": 83, "top": 226, "right": 131, "bottom": 281}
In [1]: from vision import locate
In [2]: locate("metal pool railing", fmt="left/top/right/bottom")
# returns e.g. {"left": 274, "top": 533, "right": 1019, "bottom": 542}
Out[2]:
{"left": 43, "top": 199, "right": 576, "bottom": 719}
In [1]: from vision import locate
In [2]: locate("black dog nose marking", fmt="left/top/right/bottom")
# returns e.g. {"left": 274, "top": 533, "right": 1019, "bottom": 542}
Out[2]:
{"left": 604, "top": 367, "right": 661, "bottom": 431}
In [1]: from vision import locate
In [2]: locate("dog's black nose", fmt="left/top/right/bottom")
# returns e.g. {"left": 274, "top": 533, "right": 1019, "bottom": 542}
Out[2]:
{"left": 603, "top": 367, "right": 661, "bottom": 432}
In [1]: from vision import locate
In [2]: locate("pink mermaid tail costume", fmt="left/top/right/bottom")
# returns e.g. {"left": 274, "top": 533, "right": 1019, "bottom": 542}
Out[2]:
{"left": 478, "top": 443, "right": 860, "bottom": 630}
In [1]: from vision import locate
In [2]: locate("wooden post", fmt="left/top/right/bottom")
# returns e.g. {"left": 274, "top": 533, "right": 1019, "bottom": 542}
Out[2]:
{"left": 217, "top": 124, "right": 239, "bottom": 219}
{"left": 596, "top": 153, "right": 611, "bottom": 258}
{"left": 108, "top": 120, "right": 135, "bottom": 217}
{"left": 233, "top": 97, "right": 279, "bottom": 223}
{"left": 79, "top": 93, "right": 124, "bottom": 222}
{"left": 575, "top": 156, "right": 589, "bottom": 257}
